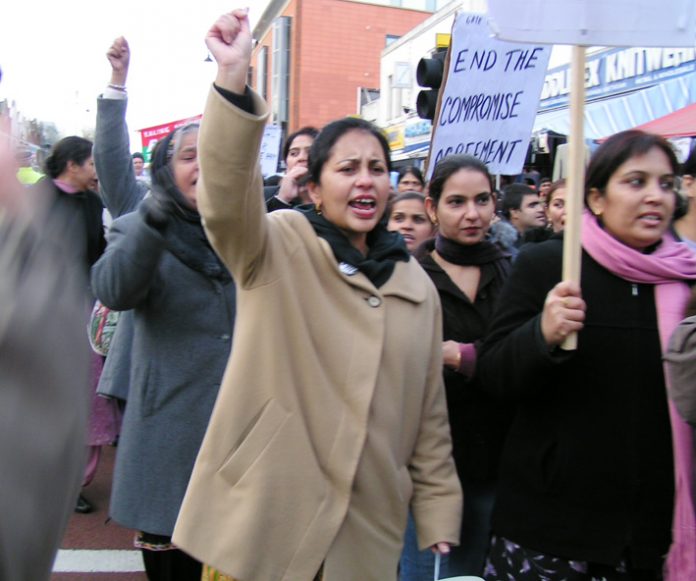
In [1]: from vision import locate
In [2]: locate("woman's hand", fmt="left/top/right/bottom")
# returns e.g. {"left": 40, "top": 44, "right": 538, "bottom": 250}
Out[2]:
{"left": 442, "top": 340, "right": 461, "bottom": 370}
{"left": 277, "top": 166, "right": 309, "bottom": 203}
{"left": 139, "top": 195, "right": 176, "bottom": 233}
{"left": 106, "top": 36, "right": 130, "bottom": 87}
{"left": 540, "top": 281, "right": 586, "bottom": 347}
{"left": 206, "top": 9, "right": 252, "bottom": 94}
{"left": 431, "top": 542, "right": 451, "bottom": 555}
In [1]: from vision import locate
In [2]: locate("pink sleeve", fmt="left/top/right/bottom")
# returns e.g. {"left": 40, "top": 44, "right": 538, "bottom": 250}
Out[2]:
{"left": 457, "top": 343, "right": 477, "bottom": 379}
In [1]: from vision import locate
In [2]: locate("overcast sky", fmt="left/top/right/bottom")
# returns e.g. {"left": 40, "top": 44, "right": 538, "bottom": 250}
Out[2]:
{"left": 0, "top": 1, "right": 271, "bottom": 139}
{"left": 1, "top": 1, "right": 571, "bottom": 147}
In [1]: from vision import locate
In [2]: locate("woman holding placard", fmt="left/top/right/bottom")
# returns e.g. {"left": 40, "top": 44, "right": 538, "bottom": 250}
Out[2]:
{"left": 478, "top": 129, "right": 696, "bottom": 580}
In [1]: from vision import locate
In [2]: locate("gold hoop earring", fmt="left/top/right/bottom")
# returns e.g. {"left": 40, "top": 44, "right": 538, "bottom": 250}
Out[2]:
{"left": 315, "top": 201, "right": 322, "bottom": 215}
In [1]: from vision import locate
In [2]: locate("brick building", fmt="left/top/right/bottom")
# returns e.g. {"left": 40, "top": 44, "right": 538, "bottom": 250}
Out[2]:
{"left": 251, "top": 0, "right": 447, "bottom": 140}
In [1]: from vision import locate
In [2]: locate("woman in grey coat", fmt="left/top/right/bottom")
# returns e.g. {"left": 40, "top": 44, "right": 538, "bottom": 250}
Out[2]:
{"left": 91, "top": 123, "right": 235, "bottom": 581}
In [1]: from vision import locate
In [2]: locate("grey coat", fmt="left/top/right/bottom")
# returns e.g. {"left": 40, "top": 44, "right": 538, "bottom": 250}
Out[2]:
{"left": 91, "top": 211, "right": 235, "bottom": 535}
{"left": 94, "top": 95, "right": 148, "bottom": 403}
{"left": 94, "top": 95, "right": 149, "bottom": 217}
{"left": 0, "top": 200, "right": 89, "bottom": 580}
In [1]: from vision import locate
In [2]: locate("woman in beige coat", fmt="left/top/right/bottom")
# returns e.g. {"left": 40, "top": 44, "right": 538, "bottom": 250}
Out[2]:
{"left": 172, "top": 10, "right": 462, "bottom": 581}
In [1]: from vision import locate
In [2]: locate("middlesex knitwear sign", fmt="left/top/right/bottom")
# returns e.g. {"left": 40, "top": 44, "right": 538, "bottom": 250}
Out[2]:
{"left": 539, "top": 47, "right": 696, "bottom": 111}
{"left": 427, "top": 12, "right": 551, "bottom": 178}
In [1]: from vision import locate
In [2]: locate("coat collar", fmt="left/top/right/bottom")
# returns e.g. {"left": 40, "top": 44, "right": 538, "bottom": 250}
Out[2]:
{"left": 419, "top": 252, "right": 499, "bottom": 304}
{"left": 314, "top": 235, "right": 427, "bottom": 303}
{"left": 345, "top": 258, "right": 428, "bottom": 304}
{"left": 379, "top": 259, "right": 429, "bottom": 303}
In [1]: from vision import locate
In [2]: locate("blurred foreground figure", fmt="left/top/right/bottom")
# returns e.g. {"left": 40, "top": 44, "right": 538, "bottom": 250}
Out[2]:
{"left": 0, "top": 120, "right": 90, "bottom": 580}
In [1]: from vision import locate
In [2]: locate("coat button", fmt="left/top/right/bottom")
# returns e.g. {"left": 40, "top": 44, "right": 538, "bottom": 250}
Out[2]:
{"left": 367, "top": 296, "right": 381, "bottom": 308}
{"left": 220, "top": 334, "right": 231, "bottom": 340}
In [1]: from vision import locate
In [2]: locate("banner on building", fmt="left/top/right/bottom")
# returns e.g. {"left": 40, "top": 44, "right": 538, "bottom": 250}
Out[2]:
{"left": 427, "top": 12, "right": 551, "bottom": 178}
{"left": 139, "top": 116, "right": 203, "bottom": 163}
{"left": 139, "top": 118, "right": 282, "bottom": 177}
{"left": 539, "top": 47, "right": 695, "bottom": 111}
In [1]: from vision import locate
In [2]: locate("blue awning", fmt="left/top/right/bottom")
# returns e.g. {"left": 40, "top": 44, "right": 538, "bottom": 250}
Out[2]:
{"left": 392, "top": 143, "right": 430, "bottom": 161}
{"left": 533, "top": 72, "right": 696, "bottom": 139}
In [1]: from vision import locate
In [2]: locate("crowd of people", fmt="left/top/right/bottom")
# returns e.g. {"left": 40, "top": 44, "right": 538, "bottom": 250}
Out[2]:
{"left": 4, "top": 7, "right": 696, "bottom": 581}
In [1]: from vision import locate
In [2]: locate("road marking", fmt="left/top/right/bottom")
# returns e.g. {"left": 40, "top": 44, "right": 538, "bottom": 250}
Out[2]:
{"left": 53, "top": 550, "right": 144, "bottom": 572}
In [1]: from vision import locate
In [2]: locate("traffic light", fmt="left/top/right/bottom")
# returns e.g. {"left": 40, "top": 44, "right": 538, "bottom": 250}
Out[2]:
{"left": 416, "top": 49, "right": 447, "bottom": 121}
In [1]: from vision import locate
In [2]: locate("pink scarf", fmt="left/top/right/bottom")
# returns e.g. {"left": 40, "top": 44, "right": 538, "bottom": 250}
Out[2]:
{"left": 582, "top": 210, "right": 696, "bottom": 579}
{"left": 53, "top": 178, "right": 80, "bottom": 194}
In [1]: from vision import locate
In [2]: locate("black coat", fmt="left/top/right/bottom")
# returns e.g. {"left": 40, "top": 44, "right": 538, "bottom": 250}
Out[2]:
{"left": 418, "top": 241, "right": 513, "bottom": 483}
{"left": 478, "top": 237, "right": 674, "bottom": 570}
{"left": 37, "top": 178, "right": 106, "bottom": 277}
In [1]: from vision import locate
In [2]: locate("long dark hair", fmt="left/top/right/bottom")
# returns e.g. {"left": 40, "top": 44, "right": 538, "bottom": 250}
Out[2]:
{"left": 307, "top": 117, "right": 391, "bottom": 184}
{"left": 683, "top": 146, "right": 696, "bottom": 177}
{"left": 44, "top": 136, "right": 93, "bottom": 178}
{"left": 283, "top": 126, "right": 319, "bottom": 161}
{"left": 585, "top": 130, "right": 678, "bottom": 206}
{"left": 397, "top": 165, "right": 425, "bottom": 188}
{"left": 545, "top": 179, "right": 566, "bottom": 207}
{"left": 429, "top": 154, "right": 493, "bottom": 205}
{"left": 386, "top": 191, "right": 427, "bottom": 220}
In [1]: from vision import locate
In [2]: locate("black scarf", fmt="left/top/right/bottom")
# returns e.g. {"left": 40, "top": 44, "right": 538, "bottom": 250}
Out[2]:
{"left": 433, "top": 232, "right": 507, "bottom": 266}
{"left": 298, "top": 204, "right": 409, "bottom": 288}
{"left": 150, "top": 133, "right": 231, "bottom": 284}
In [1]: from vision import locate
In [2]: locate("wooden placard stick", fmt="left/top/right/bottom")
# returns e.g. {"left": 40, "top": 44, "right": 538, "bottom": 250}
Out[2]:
{"left": 560, "top": 45, "right": 586, "bottom": 351}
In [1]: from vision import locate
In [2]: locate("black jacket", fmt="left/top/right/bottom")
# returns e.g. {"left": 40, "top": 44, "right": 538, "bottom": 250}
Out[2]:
{"left": 478, "top": 237, "right": 674, "bottom": 570}
{"left": 38, "top": 178, "right": 106, "bottom": 276}
{"left": 418, "top": 241, "right": 513, "bottom": 483}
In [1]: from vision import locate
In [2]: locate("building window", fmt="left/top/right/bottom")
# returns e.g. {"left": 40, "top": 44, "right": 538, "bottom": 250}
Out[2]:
{"left": 360, "top": 87, "right": 380, "bottom": 107}
{"left": 272, "top": 16, "right": 291, "bottom": 124}
{"left": 388, "top": 74, "right": 404, "bottom": 120}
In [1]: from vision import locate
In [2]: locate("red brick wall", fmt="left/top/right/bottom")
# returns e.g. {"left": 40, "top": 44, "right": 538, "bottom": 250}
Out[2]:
{"left": 252, "top": 0, "right": 430, "bottom": 132}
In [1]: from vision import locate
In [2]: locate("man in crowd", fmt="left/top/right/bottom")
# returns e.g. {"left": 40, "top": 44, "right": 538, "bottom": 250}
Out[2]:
{"left": 501, "top": 183, "right": 547, "bottom": 247}
{"left": 538, "top": 177, "right": 552, "bottom": 201}
{"left": 15, "top": 147, "right": 44, "bottom": 185}
{"left": 131, "top": 151, "right": 150, "bottom": 188}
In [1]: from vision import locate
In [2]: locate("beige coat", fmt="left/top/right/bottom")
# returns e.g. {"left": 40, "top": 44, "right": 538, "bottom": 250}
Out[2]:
{"left": 172, "top": 88, "right": 462, "bottom": 581}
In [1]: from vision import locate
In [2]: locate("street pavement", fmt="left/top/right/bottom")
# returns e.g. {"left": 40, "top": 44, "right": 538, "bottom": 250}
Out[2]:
{"left": 52, "top": 444, "right": 147, "bottom": 581}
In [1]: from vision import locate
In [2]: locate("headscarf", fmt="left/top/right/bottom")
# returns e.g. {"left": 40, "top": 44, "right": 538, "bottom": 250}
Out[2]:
{"left": 149, "top": 127, "right": 231, "bottom": 283}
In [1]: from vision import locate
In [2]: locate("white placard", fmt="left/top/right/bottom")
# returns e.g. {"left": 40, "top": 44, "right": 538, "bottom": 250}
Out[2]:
{"left": 260, "top": 124, "right": 282, "bottom": 178}
{"left": 427, "top": 12, "right": 551, "bottom": 178}
{"left": 487, "top": 0, "right": 696, "bottom": 47}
